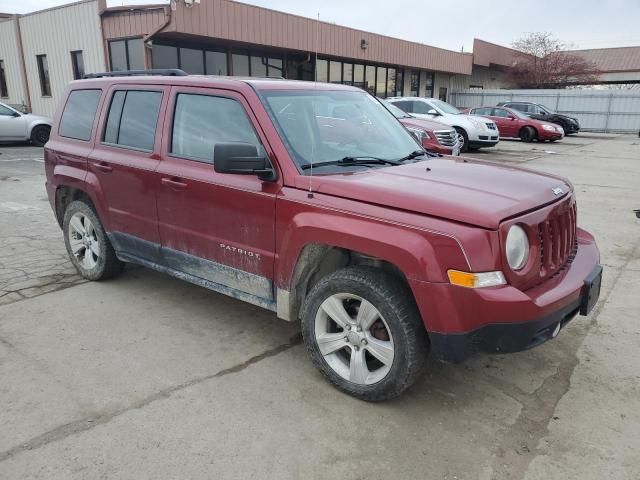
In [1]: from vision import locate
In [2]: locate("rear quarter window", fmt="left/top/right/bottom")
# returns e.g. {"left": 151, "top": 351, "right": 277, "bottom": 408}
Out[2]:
{"left": 59, "top": 89, "right": 102, "bottom": 141}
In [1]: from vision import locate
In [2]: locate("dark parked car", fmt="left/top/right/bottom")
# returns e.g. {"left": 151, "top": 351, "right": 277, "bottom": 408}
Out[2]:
{"left": 45, "top": 71, "right": 601, "bottom": 401}
{"left": 497, "top": 102, "right": 580, "bottom": 135}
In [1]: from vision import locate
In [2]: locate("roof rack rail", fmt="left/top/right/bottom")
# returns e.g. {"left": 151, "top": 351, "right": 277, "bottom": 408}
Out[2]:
{"left": 83, "top": 69, "right": 188, "bottom": 79}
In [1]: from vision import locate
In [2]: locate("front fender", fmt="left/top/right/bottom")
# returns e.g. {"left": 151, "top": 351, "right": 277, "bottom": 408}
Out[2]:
{"left": 27, "top": 119, "right": 52, "bottom": 136}
{"left": 275, "top": 195, "right": 471, "bottom": 289}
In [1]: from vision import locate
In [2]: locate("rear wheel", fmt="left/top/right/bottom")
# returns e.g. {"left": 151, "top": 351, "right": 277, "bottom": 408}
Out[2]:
{"left": 301, "top": 267, "right": 429, "bottom": 401}
{"left": 454, "top": 127, "right": 469, "bottom": 152}
{"left": 519, "top": 126, "right": 536, "bottom": 143}
{"left": 63, "top": 200, "right": 124, "bottom": 281}
{"left": 30, "top": 125, "right": 50, "bottom": 147}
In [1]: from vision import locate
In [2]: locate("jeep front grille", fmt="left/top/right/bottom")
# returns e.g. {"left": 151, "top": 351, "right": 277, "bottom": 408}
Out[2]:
{"left": 434, "top": 129, "right": 457, "bottom": 147}
{"left": 538, "top": 202, "right": 577, "bottom": 279}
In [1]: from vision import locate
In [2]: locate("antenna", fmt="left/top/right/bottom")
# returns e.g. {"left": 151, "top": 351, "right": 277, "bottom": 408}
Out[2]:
{"left": 308, "top": 11, "right": 320, "bottom": 199}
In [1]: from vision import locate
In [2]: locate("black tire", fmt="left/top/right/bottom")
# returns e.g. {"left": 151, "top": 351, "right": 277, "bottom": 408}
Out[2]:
{"left": 30, "top": 125, "right": 50, "bottom": 147}
{"left": 519, "top": 126, "right": 536, "bottom": 143}
{"left": 301, "top": 266, "right": 429, "bottom": 401}
{"left": 454, "top": 127, "right": 469, "bottom": 153}
{"left": 63, "top": 200, "right": 124, "bottom": 281}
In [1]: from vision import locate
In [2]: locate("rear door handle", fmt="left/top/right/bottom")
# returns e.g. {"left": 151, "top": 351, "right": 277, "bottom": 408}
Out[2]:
{"left": 93, "top": 161, "right": 113, "bottom": 173}
{"left": 161, "top": 177, "right": 188, "bottom": 190}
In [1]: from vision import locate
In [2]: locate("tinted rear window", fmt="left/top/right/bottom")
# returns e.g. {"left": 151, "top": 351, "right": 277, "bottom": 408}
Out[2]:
{"left": 59, "top": 89, "right": 102, "bottom": 141}
{"left": 103, "top": 90, "right": 162, "bottom": 151}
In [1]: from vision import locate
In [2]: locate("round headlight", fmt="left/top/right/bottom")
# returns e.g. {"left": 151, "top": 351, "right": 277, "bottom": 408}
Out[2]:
{"left": 506, "top": 225, "right": 530, "bottom": 271}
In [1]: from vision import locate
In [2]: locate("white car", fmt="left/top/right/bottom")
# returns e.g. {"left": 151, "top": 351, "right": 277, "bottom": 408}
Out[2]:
{"left": 387, "top": 97, "right": 499, "bottom": 152}
{"left": 0, "top": 102, "right": 52, "bottom": 146}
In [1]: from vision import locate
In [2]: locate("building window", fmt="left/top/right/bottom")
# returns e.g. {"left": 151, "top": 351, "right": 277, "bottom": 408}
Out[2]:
{"left": 180, "top": 48, "right": 205, "bottom": 74}
{"left": 353, "top": 64, "right": 364, "bottom": 89}
{"left": 109, "top": 38, "right": 144, "bottom": 71}
{"left": 424, "top": 72, "right": 435, "bottom": 97}
{"left": 103, "top": 90, "right": 162, "bottom": 151}
{"left": 250, "top": 56, "right": 267, "bottom": 77}
{"left": 395, "top": 69, "right": 404, "bottom": 96}
{"left": 365, "top": 65, "right": 376, "bottom": 95}
{"left": 70, "top": 51, "right": 85, "bottom": 80}
{"left": 376, "top": 66, "right": 387, "bottom": 97}
{"left": 36, "top": 55, "right": 51, "bottom": 97}
{"left": 206, "top": 51, "right": 227, "bottom": 75}
{"left": 329, "top": 61, "right": 342, "bottom": 83}
{"left": 153, "top": 44, "right": 179, "bottom": 69}
{"left": 231, "top": 53, "right": 250, "bottom": 76}
{"left": 439, "top": 87, "right": 448, "bottom": 102}
{"left": 0, "top": 60, "right": 8, "bottom": 97}
{"left": 342, "top": 63, "right": 353, "bottom": 85}
{"left": 316, "top": 59, "right": 328, "bottom": 82}
{"left": 410, "top": 71, "right": 420, "bottom": 97}
{"left": 266, "top": 58, "right": 283, "bottom": 77}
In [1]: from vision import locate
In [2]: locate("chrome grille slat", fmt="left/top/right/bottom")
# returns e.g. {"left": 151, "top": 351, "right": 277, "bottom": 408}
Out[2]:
{"left": 434, "top": 129, "right": 457, "bottom": 147}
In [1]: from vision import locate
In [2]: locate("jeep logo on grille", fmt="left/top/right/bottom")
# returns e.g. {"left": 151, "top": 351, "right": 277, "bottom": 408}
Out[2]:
{"left": 552, "top": 187, "right": 564, "bottom": 196}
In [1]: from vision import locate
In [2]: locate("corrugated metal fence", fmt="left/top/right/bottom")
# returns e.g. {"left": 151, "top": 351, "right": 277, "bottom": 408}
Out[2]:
{"left": 449, "top": 89, "right": 640, "bottom": 133}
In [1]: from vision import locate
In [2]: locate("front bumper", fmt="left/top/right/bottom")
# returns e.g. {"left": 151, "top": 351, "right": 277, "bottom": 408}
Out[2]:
{"left": 425, "top": 140, "right": 454, "bottom": 155}
{"left": 468, "top": 138, "right": 499, "bottom": 148}
{"left": 410, "top": 228, "right": 601, "bottom": 362}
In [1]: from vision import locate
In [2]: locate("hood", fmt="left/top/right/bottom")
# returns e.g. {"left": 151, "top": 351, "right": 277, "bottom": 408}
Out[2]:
{"left": 398, "top": 116, "right": 454, "bottom": 132}
{"left": 299, "top": 158, "right": 570, "bottom": 229}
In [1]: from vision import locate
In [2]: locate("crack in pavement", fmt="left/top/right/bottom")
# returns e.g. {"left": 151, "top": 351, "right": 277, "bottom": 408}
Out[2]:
{"left": 0, "top": 332, "right": 303, "bottom": 464}
{"left": 488, "top": 235, "right": 640, "bottom": 480}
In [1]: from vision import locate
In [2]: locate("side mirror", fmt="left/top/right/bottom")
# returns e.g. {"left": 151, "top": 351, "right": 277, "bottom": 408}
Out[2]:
{"left": 427, "top": 109, "right": 440, "bottom": 116}
{"left": 539, "top": 111, "right": 547, "bottom": 115}
{"left": 213, "top": 143, "right": 276, "bottom": 181}
{"left": 509, "top": 116, "right": 516, "bottom": 120}
{"left": 12, "top": 111, "right": 21, "bottom": 118}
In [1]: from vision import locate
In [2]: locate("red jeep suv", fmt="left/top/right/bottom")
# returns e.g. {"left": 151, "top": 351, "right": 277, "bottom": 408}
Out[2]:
{"left": 45, "top": 71, "right": 602, "bottom": 401}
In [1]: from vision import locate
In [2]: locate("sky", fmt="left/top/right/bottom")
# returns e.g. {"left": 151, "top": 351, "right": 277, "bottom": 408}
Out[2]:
{"left": 4, "top": 0, "right": 640, "bottom": 52}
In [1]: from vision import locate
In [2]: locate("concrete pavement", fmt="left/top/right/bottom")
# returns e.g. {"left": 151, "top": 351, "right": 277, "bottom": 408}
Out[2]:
{"left": 0, "top": 135, "right": 639, "bottom": 479}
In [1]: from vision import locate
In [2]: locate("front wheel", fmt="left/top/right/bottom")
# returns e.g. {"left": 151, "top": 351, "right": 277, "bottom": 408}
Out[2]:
{"left": 63, "top": 200, "right": 124, "bottom": 281}
{"left": 454, "top": 127, "right": 469, "bottom": 153}
{"left": 30, "top": 125, "right": 50, "bottom": 147}
{"left": 301, "top": 267, "right": 429, "bottom": 401}
{"left": 519, "top": 126, "right": 536, "bottom": 143}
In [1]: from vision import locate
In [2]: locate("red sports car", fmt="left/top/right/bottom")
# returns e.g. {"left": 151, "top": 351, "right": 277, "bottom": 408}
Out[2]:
{"left": 464, "top": 106, "right": 564, "bottom": 142}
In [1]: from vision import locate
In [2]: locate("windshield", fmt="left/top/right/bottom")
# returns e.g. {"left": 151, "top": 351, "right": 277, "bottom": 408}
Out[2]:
{"left": 538, "top": 104, "right": 554, "bottom": 114}
{"left": 381, "top": 99, "right": 412, "bottom": 119}
{"left": 429, "top": 99, "right": 461, "bottom": 115}
{"left": 260, "top": 90, "right": 421, "bottom": 173}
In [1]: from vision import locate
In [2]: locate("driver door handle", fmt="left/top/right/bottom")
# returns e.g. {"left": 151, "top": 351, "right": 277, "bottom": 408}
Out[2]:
{"left": 93, "top": 161, "right": 113, "bottom": 173}
{"left": 161, "top": 177, "right": 188, "bottom": 190}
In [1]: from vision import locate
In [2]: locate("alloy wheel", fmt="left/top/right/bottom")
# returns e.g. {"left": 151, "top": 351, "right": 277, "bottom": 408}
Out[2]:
{"left": 68, "top": 212, "right": 100, "bottom": 270}
{"left": 314, "top": 293, "right": 394, "bottom": 385}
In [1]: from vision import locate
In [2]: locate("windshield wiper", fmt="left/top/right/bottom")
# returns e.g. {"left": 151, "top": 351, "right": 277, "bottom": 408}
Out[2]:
{"left": 301, "top": 156, "right": 401, "bottom": 170}
{"left": 398, "top": 150, "right": 433, "bottom": 161}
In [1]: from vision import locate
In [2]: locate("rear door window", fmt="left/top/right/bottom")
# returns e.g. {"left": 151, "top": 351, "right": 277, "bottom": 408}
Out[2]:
{"left": 170, "top": 93, "right": 263, "bottom": 164}
{"left": 103, "top": 90, "right": 162, "bottom": 151}
{"left": 59, "top": 89, "right": 102, "bottom": 141}
{"left": 411, "top": 101, "right": 433, "bottom": 114}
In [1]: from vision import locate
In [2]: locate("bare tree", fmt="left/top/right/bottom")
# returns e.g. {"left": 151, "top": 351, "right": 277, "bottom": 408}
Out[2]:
{"left": 509, "top": 32, "right": 600, "bottom": 88}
